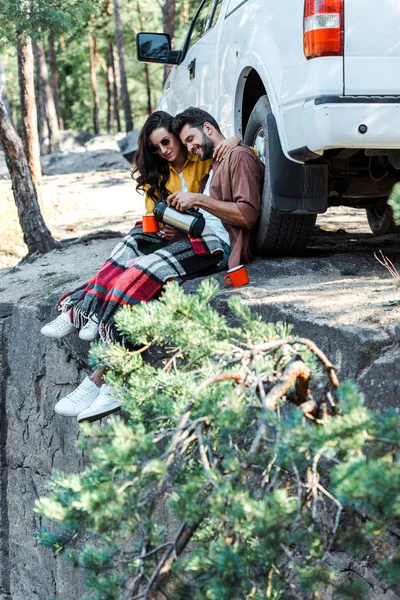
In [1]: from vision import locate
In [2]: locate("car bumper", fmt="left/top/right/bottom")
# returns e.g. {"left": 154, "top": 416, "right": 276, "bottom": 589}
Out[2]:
{"left": 282, "top": 96, "right": 400, "bottom": 161}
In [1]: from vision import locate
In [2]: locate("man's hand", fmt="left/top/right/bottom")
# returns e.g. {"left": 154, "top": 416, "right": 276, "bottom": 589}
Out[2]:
{"left": 168, "top": 191, "right": 199, "bottom": 212}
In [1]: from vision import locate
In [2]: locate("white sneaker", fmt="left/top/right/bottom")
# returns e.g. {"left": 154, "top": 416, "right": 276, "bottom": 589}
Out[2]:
{"left": 77, "top": 384, "right": 121, "bottom": 423}
{"left": 79, "top": 315, "right": 99, "bottom": 341}
{"left": 41, "top": 312, "right": 76, "bottom": 338}
{"left": 54, "top": 377, "right": 100, "bottom": 417}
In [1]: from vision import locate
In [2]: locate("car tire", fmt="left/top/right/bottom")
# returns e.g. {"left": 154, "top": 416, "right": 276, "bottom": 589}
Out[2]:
{"left": 244, "top": 95, "right": 317, "bottom": 256}
{"left": 366, "top": 203, "right": 400, "bottom": 235}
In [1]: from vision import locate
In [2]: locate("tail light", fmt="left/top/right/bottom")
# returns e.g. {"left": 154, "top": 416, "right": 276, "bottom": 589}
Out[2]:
{"left": 304, "top": 0, "right": 344, "bottom": 59}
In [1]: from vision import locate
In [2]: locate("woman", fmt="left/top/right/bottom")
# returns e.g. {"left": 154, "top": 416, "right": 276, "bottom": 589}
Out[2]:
{"left": 41, "top": 111, "right": 237, "bottom": 422}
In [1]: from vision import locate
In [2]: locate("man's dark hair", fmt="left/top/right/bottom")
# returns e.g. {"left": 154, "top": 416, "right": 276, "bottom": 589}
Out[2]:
{"left": 173, "top": 107, "right": 221, "bottom": 135}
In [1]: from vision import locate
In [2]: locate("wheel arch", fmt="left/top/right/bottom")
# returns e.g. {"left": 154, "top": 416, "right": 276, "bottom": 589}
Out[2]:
{"left": 234, "top": 68, "right": 266, "bottom": 137}
{"left": 234, "top": 63, "right": 293, "bottom": 162}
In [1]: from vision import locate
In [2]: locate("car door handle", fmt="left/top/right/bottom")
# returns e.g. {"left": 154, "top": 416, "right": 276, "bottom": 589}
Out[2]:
{"left": 187, "top": 58, "right": 196, "bottom": 80}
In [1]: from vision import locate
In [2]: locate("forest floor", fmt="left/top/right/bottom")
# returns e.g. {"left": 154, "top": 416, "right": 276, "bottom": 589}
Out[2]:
{"left": 0, "top": 134, "right": 142, "bottom": 269}
{"left": 0, "top": 137, "right": 380, "bottom": 269}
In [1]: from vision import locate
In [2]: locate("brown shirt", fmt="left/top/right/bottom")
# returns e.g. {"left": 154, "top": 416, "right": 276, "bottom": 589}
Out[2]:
{"left": 201, "top": 146, "right": 264, "bottom": 269}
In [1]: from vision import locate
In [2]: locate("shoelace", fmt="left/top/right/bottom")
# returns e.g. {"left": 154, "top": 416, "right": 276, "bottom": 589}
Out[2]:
{"left": 67, "top": 384, "right": 96, "bottom": 405}
{"left": 51, "top": 314, "right": 71, "bottom": 330}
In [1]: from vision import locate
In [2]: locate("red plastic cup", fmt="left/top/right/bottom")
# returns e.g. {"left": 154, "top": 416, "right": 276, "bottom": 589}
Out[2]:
{"left": 142, "top": 214, "right": 159, "bottom": 233}
{"left": 224, "top": 265, "right": 250, "bottom": 287}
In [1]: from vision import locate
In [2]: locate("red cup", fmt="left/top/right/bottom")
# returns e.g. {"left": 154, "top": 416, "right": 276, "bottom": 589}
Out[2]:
{"left": 224, "top": 265, "right": 249, "bottom": 287}
{"left": 142, "top": 214, "right": 159, "bottom": 233}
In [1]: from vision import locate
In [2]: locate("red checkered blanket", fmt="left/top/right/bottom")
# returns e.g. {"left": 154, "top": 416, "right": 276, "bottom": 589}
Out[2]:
{"left": 58, "top": 224, "right": 226, "bottom": 341}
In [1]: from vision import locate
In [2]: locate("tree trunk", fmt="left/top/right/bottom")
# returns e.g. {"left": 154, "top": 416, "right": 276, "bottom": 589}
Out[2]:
{"left": 136, "top": 1, "right": 152, "bottom": 114}
{"left": 33, "top": 40, "right": 50, "bottom": 154}
{"left": 106, "top": 45, "right": 112, "bottom": 133}
{"left": 0, "top": 97, "right": 57, "bottom": 255}
{"left": 107, "top": 43, "right": 121, "bottom": 133}
{"left": 112, "top": 0, "right": 133, "bottom": 131}
{"left": 182, "top": 0, "right": 189, "bottom": 24}
{"left": 17, "top": 36, "right": 42, "bottom": 200}
{"left": 88, "top": 34, "right": 100, "bottom": 135}
{"left": 162, "top": 0, "right": 176, "bottom": 84}
{"left": 143, "top": 61, "right": 152, "bottom": 116}
{"left": 34, "top": 40, "right": 60, "bottom": 154}
{"left": 48, "top": 35, "right": 64, "bottom": 130}
{"left": 110, "top": 44, "right": 121, "bottom": 132}
{"left": 0, "top": 54, "right": 13, "bottom": 124}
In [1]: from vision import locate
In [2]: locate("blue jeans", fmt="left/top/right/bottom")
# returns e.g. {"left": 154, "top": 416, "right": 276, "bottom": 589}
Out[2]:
{"left": 218, "top": 240, "right": 231, "bottom": 271}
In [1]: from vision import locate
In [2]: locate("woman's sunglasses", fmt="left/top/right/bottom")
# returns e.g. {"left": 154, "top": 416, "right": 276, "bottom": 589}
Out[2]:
{"left": 150, "top": 135, "right": 173, "bottom": 154}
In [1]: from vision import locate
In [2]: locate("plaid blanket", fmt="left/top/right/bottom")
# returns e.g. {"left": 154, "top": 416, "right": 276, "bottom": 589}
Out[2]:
{"left": 58, "top": 224, "right": 226, "bottom": 341}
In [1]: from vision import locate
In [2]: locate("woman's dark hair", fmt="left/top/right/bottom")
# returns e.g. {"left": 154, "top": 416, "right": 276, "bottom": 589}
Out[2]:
{"left": 133, "top": 111, "right": 183, "bottom": 203}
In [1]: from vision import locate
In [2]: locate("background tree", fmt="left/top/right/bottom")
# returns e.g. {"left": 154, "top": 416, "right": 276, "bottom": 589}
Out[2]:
{"left": 0, "top": 53, "right": 12, "bottom": 121}
{"left": 1, "top": 0, "right": 200, "bottom": 136}
{"left": 88, "top": 31, "right": 101, "bottom": 134}
{"left": 17, "top": 35, "right": 42, "bottom": 198}
{"left": 34, "top": 40, "right": 50, "bottom": 154}
{"left": 389, "top": 182, "right": 400, "bottom": 224}
{"left": 112, "top": 0, "right": 133, "bottom": 131}
{"left": 0, "top": 97, "right": 57, "bottom": 253}
{"left": 47, "top": 34, "right": 64, "bottom": 130}
{"left": 33, "top": 39, "right": 60, "bottom": 154}
{"left": 106, "top": 42, "right": 121, "bottom": 132}
{"left": 162, "top": 0, "right": 176, "bottom": 84}
{"left": 0, "top": 0, "right": 200, "bottom": 257}
{"left": 136, "top": 0, "right": 152, "bottom": 115}
{"left": 0, "top": 0, "right": 97, "bottom": 256}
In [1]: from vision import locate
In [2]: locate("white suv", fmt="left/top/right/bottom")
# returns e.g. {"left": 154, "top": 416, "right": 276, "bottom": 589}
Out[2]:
{"left": 137, "top": 0, "right": 400, "bottom": 255}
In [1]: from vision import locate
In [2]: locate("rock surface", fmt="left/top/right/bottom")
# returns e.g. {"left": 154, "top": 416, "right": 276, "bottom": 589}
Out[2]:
{"left": 1, "top": 229, "right": 400, "bottom": 598}
{"left": 0, "top": 299, "right": 89, "bottom": 600}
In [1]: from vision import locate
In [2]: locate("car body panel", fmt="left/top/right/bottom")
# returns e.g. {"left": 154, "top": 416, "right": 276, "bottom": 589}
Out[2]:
{"left": 155, "top": 0, "right": 400, "bottom": 161}
{"left": 344, "top": 0, "right": 400, "bottom": 95}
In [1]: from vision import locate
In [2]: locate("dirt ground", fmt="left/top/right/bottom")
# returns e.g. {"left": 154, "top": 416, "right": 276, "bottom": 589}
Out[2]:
{"left": 0, "top": 143, "right": 373, "bottom": 268}
{"left": 0, "top": 147, "right": 145, "bottom": 268}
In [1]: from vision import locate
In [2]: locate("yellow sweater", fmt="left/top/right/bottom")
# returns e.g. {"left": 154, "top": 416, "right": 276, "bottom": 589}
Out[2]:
{"left": 144, "top": 153, "right": 212, "bottom": 214}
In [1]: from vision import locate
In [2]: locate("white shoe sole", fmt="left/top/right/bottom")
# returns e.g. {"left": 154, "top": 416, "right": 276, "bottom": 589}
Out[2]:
{"left": 77, "top": 402, "right": 121, "bottom": 423}
{"left": 55, "top": 406, "right": 82, "bottom": 417}
{"left": 41, "top": 324, "right": 76, "bottom": 339}
{"left": 78, "top": 329, "right": 99, "bottom": 341}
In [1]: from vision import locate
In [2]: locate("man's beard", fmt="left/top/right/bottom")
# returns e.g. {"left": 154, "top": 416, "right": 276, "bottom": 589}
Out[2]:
{"left": 200, "top": 131, "right": 215, "bottom": 160}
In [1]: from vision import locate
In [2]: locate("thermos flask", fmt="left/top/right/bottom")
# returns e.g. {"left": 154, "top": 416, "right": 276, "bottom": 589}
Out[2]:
{"left": 153, "top": 201, "right": 206, "bottom": 238}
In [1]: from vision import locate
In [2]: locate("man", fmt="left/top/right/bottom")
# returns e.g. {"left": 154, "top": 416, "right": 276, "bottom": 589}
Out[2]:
{"left": 170, "top": 106, "right": 264, "bottom": 269}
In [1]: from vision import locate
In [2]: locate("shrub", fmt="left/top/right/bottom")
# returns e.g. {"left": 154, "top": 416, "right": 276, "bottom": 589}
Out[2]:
{"left": 36, "top": 280, "right": 400, "bottom": 600}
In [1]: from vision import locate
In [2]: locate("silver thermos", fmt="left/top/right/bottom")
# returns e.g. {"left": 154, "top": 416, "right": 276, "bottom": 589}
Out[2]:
{"left": 153, "top": 201, "right": 206, "bottom": 238}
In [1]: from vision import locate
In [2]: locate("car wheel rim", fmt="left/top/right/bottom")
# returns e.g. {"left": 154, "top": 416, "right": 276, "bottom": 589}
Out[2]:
{"left": 252, "top": 127, "right": 266, "bottom": 165}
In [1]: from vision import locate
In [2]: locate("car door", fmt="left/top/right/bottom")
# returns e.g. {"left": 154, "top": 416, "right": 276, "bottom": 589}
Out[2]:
{"left": 165, "top": 0, "right": 222, "bottom": 115}
{"left": 189, "top": 0, "right": 224, "bottom": 115}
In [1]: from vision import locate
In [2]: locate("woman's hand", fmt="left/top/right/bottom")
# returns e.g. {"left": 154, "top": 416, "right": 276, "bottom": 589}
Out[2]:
{"left": 213, "top": 136, "right": 241, "bottom": 162}
{"left": 161, "top": 224, "right": 177, "bottom": 240}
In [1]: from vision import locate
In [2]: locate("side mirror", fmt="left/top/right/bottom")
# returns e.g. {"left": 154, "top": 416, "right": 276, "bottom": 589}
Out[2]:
{"left": 136, "top": 33, "right": 180, "bottom": 65}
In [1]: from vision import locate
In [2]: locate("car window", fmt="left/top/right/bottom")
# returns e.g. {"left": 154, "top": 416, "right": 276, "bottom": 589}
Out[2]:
{"left": 188, "top": 0, "right": 217, "bottom": 48}
{"left": 211, "top": 0, "right": 223, "bottom": 28}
